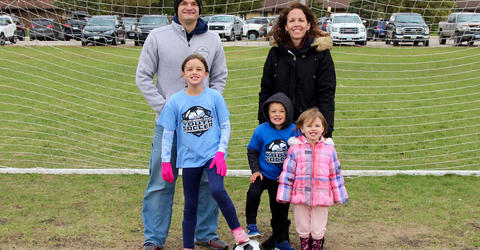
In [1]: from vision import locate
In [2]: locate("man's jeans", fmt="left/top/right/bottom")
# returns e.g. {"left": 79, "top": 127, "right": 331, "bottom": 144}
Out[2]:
{"left": 142, "top": 124, "right": 219, "bottom": 246}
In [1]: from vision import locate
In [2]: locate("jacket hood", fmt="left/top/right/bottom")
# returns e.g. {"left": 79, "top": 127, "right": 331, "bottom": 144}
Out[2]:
{"left": 262, "top": 92, "right": 294, "bottom": 130}
{"left": 269, "top": 32, "right": 333, "bottom": 52}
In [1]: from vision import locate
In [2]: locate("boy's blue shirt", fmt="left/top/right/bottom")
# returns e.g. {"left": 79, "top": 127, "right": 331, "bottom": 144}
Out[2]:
{"left": 159, "top": 88, "right": 230, "bottom": 168}
{"left": 248, "top": 122, "right": 296, "bottom": 180}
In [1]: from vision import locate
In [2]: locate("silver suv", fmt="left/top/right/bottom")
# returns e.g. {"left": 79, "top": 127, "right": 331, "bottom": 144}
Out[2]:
{"left": 208, "top": 15, "right": 243, "bottom": 41}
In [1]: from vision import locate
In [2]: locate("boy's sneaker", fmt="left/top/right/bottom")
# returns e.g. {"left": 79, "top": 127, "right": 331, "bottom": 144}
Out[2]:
{"left": 246, "top": 224, "right": 262, "bottom": 237}
{"left": 274, "top": 240, "right": 295, "bottom": 250}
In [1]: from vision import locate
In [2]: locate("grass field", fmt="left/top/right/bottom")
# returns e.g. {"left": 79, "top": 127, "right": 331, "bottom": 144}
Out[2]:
{"left": 0, "top": 45, "right": 479, "bottom": 249}
{"left": 1, "top": 46, "right": 479, "bottom": 171}
{"left": 0, "top": 174, "right": 479, "bottom": 249}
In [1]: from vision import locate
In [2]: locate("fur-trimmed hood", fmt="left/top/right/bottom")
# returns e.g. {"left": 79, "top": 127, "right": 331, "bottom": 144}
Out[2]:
{"left": 269, "top": 32, "right": 333, "bottom": 52}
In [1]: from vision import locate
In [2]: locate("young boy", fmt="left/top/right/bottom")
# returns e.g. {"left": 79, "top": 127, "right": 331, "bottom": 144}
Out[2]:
{"left": 245, "top": 92, "right": 295, "bottom": 250}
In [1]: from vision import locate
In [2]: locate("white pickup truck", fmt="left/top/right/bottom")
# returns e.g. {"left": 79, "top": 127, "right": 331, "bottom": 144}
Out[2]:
{"left": 0, "top": 15, "right": 17, "bottom": 46}
{"left": 438, "top": 12, "right": 480, "bottom": 46}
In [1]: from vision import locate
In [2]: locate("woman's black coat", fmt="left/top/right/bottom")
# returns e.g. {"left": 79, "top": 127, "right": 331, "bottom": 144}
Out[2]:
{"left": 258, "top": 36, "right": 337, "bottom": 137}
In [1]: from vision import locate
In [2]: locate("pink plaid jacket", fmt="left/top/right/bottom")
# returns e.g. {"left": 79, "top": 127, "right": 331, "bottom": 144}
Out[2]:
{"left": 277, "top": 136, "right": 348, "bottom": 206}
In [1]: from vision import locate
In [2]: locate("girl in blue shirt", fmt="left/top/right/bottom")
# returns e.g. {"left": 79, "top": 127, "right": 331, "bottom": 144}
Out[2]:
{"left": 158, "top": 54, "right": 249, "bottom": 249}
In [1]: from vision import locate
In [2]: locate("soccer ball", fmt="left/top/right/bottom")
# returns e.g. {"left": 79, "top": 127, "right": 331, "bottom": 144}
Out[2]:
{"left": 268, "top": 139, "right": 288, "bottom": 152}
{"left": 183, "top": 106, "right": 209, "bottom": 120}
{"left": 232, "top": 239, "right": 263, "bottom": 250}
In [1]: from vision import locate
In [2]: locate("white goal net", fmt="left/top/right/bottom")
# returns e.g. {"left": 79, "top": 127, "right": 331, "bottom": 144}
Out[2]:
{"left": 0, "top": 0, "right": 479, "bottom": 173}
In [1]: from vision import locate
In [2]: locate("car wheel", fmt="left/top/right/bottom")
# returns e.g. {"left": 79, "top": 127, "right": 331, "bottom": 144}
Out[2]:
{"left": 413, "top": 41, "right": 419, "bottom": 46}
{"left": 439, "top": 35, "right": 446, "bottom": 45}
{"left": 248, "top": 32, "right": 258, "bottom": 40}
{"left": 18, "top": 30, "right": 25, "bottom": 41}
{"left": 111, "top": 35, "right": 118, "bottom": 46}
{"left": 228, "top": 31, "right": 235, "bottom": 41}
{"left": 65, "top": 35, "right": 71, "bottom": 41}
{"left": 468, "top": 41, "right": 474, "bottom": 46}
{"left": 393, "top": 40, "right": 399, "bottom": 46}
{"left": 9, "top": 35, "right": 17, "bottom": 44}
{"left": 0, "top": 33, "right": 6, "bottom": 46}
{"left": 424, "top": 40, "right": 429, "bottom": 47}
{"left": 81, "top": 40, "right": 87, "bottom": 46}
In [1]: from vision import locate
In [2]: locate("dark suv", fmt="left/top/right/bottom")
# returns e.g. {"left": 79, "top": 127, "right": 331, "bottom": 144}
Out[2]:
{"left": 81, "top": 15, "right": 126, "bottom": 46}
{"left": 64, "top": 10, "right": 90, "bottom": 41}
{"left": 30, "top": 18, "right": 64, "bottom": 40}
{"left": 385, "top": 13, "right": 430, "bottom": 46}
{"left": 367, "top": 19, "right": 387, "bottom": 41}
{"left": 132, "top": 15, "right": 169, "bottom": 46}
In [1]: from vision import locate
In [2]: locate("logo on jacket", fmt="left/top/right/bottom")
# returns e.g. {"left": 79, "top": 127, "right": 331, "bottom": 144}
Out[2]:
{"left": 182, "top": 106, "right": 213, "bottom": 137}
{"left": 265, "top": 139, "right": 288, "bottom": 167}
{"left": 195, "top": 46, "right": 209, "bottom": 59}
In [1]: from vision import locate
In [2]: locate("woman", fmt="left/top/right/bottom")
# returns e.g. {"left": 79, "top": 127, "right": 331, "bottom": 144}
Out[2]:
{"left": 258, "top": 2, "right": 336, "bottom": 138}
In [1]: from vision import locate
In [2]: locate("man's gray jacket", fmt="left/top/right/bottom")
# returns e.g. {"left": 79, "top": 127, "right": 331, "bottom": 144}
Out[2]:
{"left": 136, "top": 21, "right": 228, "bottom": 121}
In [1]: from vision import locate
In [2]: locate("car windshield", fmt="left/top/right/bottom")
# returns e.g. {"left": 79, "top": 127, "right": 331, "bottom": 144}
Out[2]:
{"left": 32, "top": 19, "right": 53, "bottom": 26}
{"left": 395, "top": 14, "right": 424, "bottom": 23}
{"left": 0, "top": 17, "right": 9, "bottom": 25}
{"left": 87, "top": 17, "right": 115, "bottom": 26}
{"left": 333, "top": 16, "right": 361, "bottom": 24}
{"left": 139, "top": 16, "right": 168, "bottom": 25}
{"left": 458, "top": 14, "right": 480, "bottom": 22}
{"left": 122, "top": 18, "right": 136, "bottom": 24}
{"left": 210, "top": 16, "right": 234, "bottom": 23}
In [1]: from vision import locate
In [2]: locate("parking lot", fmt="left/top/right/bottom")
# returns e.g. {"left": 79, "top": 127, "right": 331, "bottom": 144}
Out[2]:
{"left": 6, "top": 36, "right": 478, "bottom": 48}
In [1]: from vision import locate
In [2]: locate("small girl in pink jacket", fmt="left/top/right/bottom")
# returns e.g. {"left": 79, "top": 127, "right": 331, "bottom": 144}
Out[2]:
{"left": 277, "top": 107, "right": 348, "bottom": 250}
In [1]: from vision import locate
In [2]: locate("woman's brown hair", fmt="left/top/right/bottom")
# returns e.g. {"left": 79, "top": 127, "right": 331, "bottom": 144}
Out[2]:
{"left": 267, "top": 2, "right": 327, "bottom": 49}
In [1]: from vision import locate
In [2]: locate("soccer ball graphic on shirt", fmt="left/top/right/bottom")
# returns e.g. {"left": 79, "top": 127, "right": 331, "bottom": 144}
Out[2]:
{"left": 232, "top": 239, "right": 263, "bottom": 250}
{"left": 181, "top": 106, "right": 213, "bottom": 137}
{"left": 264, "top": 139, "right": 289, "bottom": 167}
{"left": 267, "top": 139, "right": 288, "bottom": 152}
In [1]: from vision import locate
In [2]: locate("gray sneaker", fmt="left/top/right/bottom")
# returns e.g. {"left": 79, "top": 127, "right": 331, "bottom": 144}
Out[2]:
{"left": 195, "top": 238, "right": 228, "bottom": 250}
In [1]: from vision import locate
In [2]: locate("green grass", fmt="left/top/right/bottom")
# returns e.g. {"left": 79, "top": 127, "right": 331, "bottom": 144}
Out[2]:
{"left": 0, "top": 174, "right": 478, "bottom": 249}
{"left": 0, "top": 45, "right": 479, "bottom": 171}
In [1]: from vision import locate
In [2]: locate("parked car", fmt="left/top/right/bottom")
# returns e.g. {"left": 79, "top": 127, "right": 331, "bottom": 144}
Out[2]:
{"left": 200, "top": 15, "right": 213, "bottom": 23}
{"left": 262, "top": 17, "right": 278, "bottom": 36}
{"left": 0, "top": 15, "right": 16, "bottom": 45}
{"left": 327, "top": 13, "right": 367, "bottom": 46}
{"left": 367, "top": 19, "right": 388, "bottom": 41}
{"left": 438, "top": 12, "right": 480, "bottom": 46}
{"left": 385, "top": 13, "right": 430, "bottom": 46}
{"left": 131, "top": 15, "right": 169, "bottom": 46}
{"left": 64, "top": 10, "right": 90, "bottom": 41}
{"left": 208, "top": 14, "right": 243, "bottom": 41}
{"left": 30, "top": 18, "right": 64, "bottom": 41}
{"left": 318, "top": 17, "right": 330, "bottom": 32}
{"left": 242, "top": 17, "right": 271, "bottom": 40}
{"left": 12, "top": 16, "right": 26, "bottom": 41}
{"left": 81, "top": 15, "right": 126, "bottom": 46}
{"left": 122, "top": 17, "right": 137, "bottom": 36}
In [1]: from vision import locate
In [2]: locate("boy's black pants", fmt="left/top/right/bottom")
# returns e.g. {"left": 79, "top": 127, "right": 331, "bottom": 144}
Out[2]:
{"left": 246, "top": 176, "right": 290, "bottom": 242}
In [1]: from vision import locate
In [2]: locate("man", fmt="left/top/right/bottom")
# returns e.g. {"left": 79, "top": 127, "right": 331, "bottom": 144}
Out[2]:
{"left": 135, "top": 0, "right": 228, "bottom": 248}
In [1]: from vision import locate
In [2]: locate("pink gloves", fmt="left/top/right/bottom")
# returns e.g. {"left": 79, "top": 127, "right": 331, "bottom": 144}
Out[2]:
{"left": 161, "top": 162, "right": 174, "bottom": 183}
{"left": 209, "top": 152, "right": 227, "bottom": 176}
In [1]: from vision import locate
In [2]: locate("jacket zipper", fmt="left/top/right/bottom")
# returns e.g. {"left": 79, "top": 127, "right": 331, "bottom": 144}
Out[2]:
{"left": 311, "top": 143, "right": 315, "bottom": 205}
{"left": 287, "top": 50, "right": 296, "bottom": 107}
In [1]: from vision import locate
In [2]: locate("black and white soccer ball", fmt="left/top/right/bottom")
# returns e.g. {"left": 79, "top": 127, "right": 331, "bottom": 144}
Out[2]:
{"left": 267, "top": 139, "right": 288, "bottom": 152}
{"left": 232, "top": 239, "right": 263, "bottom": 250}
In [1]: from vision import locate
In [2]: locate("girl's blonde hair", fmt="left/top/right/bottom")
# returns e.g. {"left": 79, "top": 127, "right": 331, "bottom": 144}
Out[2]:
{"left": 295, "top": 107, "right": 328, "bottom": 136}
